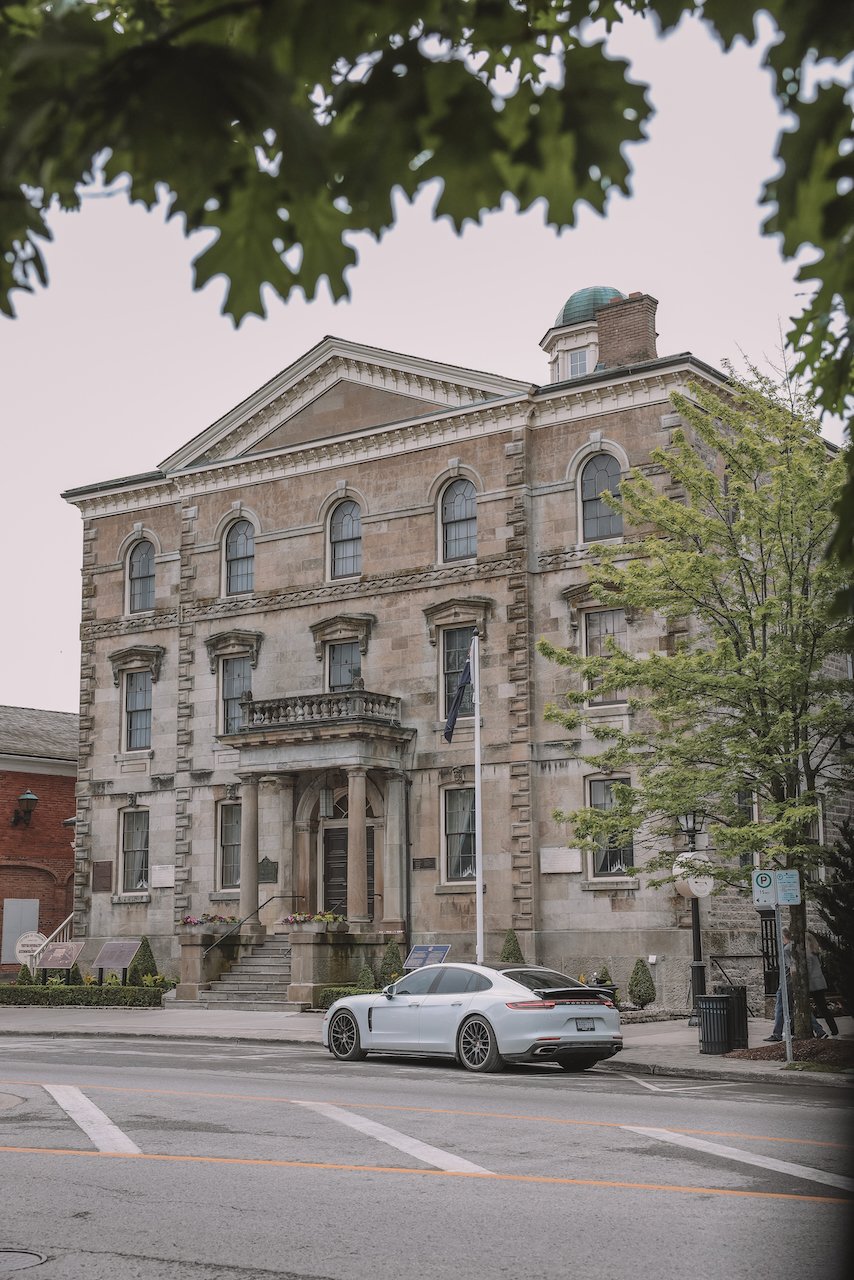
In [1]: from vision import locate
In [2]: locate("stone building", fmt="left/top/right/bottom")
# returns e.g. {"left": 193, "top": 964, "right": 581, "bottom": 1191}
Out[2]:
{"left": 63, "top": 286, "right": 770, "bottom": 1005}
{"left": 0, "top": 705, "right": 78, "bottom": 976}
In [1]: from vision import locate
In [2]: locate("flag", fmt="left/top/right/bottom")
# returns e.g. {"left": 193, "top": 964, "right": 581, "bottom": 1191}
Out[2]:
{"left": 443, "top": 656, "right": 472, "bottom": 742}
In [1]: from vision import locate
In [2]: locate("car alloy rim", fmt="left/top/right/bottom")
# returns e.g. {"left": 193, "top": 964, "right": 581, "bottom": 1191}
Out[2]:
{"left": 460, "top": 1017, "right": 490, "bottom": 1066}
{"left": 331, "top": 1012, "right": 356, "bottom": 1055}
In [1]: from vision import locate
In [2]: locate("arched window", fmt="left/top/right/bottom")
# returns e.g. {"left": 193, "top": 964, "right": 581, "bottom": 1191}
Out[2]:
{"left": 225, "top": 519, "right": 255, "bottom": 594}
{"left": 581, "top": 454, "right": 623, "bottom": 541}
{"left": 128, "top": 540, "right": 155, "bottom": 612}
{"left": 330, "top": 500, "right": 362, "bottom": 578}
{"left": 441, "top": 478, "right": 476, "bottom": 561}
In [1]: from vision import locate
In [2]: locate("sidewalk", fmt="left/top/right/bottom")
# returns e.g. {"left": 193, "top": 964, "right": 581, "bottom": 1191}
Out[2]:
{"left": 0, "top": 1002, "right": 850, "bottom": 1088}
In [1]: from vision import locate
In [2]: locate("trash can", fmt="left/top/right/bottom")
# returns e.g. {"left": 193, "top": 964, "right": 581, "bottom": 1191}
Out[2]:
{"left": 697, "top": 993, "right": 732, "bottom": 1054}
{"left": 714, "top": 984, "right": 748, "bottom": 1050}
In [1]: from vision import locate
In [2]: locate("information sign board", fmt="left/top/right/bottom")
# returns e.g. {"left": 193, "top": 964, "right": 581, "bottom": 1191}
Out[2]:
{"left": 14, "top": 932, "right": 46, "bottom": 965}
{"left": 39, "top": 940, "right": 85, "bottom": 969}
{"left": 403, "top": 944, "right": 451, "bottom": 970}
{"left": 92, "top": 940, "right": 141, "bottom": 972}
{"left": 775, "top": 869, "right": 802, "bottom": 906}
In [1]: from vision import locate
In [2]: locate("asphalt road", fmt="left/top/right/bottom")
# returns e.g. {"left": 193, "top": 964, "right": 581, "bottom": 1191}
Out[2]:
{"left": 0, "top": 1038, "right": 852, "bottom": 1280}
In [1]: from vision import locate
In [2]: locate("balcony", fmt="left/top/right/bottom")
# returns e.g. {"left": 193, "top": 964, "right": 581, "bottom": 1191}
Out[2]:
{"left": 240, "top": 688, "right": 401, "bottom": 730}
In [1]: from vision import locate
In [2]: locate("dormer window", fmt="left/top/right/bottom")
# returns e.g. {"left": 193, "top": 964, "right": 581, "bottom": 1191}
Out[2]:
{"left": 569, "top": 350, "right": 587, "bottom": 378}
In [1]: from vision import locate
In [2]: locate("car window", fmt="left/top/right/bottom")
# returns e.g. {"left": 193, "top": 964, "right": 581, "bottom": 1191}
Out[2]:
{"left": 506, "top": 968, "right": 584, "bottom": 991}
{"left": 432, "top": 967, "right": 483, "bottom": 995}
{"left": 393, "top": 968, "right": 440, "bottom": 996}
{"left": 469, "top": 973, "right": 492, "bottom": 992}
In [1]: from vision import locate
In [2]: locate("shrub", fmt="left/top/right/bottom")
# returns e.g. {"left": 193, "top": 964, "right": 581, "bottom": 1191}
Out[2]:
{"left": 356, "top": 963, "right": 375, "bottom": 989}
{"left": 318, "top": 985, "right": 378, "bottom": 1010}
{"left": 498, "top": 929, "right": 525, "bottom": 964}
{"left": 628, "top": 958, "right": 656, "bottom": 1008}
{"left": 378, "top": 940, "right": 403, "bottom": 987}
{"left": 15, "top": 964, "right": 34, "bottom": 986}
{"left": 596, "top": 963, "right": 612, "bottom": 985}
{"left": 69, "top": 962, "right": 84, "bottom": 985}
{"left": 128, "top": 935, "right": 158, "bottom": 986}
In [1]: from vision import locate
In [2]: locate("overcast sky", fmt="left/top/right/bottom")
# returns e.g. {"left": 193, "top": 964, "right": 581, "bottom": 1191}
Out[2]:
{"left": 0, "top": 11, "right": 842, "bottom": 715}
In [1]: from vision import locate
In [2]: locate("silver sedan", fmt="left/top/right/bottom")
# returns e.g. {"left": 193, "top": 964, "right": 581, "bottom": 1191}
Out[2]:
{"left": 321, "top": 962, "right": 622, "bottom": 1073}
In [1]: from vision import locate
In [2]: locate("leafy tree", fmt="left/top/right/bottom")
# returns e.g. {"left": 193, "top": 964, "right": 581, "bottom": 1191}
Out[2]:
{"left": 811, "top": 819, "right": 854, "bottom": 1017}
{"left": 128, "top": 935, "right": 157, "bottom": 985}
{"left": 0, "top": 2, "right": 849, "bottom": 416}
{"left": 628, "top": 958, "right": 655, "bottom": 1008}
{"left": 498, "top": 928, "right": 525, "bottom": 964}
{"left": 378, "top": 939, "right": 404, "bottom": 987}
{"left": 538, "top": 370, "right": 853, "bottom": 1037}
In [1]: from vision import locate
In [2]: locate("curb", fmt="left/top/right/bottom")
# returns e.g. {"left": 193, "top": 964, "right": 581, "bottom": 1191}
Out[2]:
{"left": 597, "top": 1057, "right": 854, "bottom": 1089}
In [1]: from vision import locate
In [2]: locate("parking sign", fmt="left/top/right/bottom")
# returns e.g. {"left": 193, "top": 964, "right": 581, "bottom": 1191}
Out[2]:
{"left": 751, "top": 870, "right": 775, "bottom": 907}
{"left": 775, "top": 869, "right": 802, "bottom": 905}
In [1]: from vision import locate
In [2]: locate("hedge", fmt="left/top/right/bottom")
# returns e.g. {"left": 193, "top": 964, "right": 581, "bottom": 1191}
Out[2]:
{"left": 0, "top": 986, "right": 164, "bottom": 1007}
{"left": 318, "top": 985, "right": 380, "bottom": 1010}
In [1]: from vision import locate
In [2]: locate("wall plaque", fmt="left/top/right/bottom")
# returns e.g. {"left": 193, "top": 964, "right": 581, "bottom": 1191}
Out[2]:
{"left": 92, "top": 862, "right": 113, "bottom": 893}
{"left": 258, "top": 857, "right": 279, "bottom": 885}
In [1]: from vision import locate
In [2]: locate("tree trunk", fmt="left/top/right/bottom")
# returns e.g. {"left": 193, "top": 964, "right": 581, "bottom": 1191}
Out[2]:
{"left": 788, "top": 900, "right": 811, "bottom": 1039}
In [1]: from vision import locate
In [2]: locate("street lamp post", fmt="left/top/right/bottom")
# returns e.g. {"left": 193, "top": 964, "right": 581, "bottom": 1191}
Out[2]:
{"left": 677, "top": 811, "right": 707, "bottom": 1018}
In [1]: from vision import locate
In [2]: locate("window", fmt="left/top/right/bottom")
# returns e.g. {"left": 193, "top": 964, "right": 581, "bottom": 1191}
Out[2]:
{"left": 222, "top": 655, "right": 251, "bottom": 733}
{"left": 125, "top": 670, "right": 152, "bottom": 750}
{"left": 443, "top": 626, "right": 474, "bottom": 719}
{"left": 328, "top": 641, "right": 361, "bottom": 691}
{"left": 225, "top": 519, "right": 255, "bottom": 594}
{"left": 441, "top": 478, "right": 477, "bottom": 560}
{"left": 445, "top": 788, "right": 476, "bottom": 881}
{"left": 121, "top": 809, "right": 149, "bottom": 892}
{"left": 128, "top": 540, "right": 155, "bottom": 612}
{"left": 394, "top": 968, "right": 441, "bottom": 996}
{"left": 219, "top": 803, "right": 241, "bottom": 889}
{"left": 330, "top": 501, "right": 362, "bottom": 578}
{"left": 581, "top": 454, "right": 622, "bottom": 541}
{"left": 569, "top": 350, "right": 587, "bottom": 378}
{"left": 432, "top": 967, "right": 493, "bottom": 994}
{"left": 589, "top": 778, "right": 633, "bottom": 877}
{"left": 584, "top": 609, "right": 627, "bottom": 704}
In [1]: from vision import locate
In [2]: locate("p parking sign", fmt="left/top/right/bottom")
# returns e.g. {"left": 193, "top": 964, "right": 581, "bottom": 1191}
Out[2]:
{"left": 751, "top": 870, "right": 775, "bottom": 907}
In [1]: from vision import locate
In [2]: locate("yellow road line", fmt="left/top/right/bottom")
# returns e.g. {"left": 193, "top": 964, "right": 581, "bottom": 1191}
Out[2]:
{"left": 0, "top": 1145, "right": 849, "bottom": 1204}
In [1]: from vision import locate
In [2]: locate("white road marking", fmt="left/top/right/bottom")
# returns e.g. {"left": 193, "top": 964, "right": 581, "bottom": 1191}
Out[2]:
{"left": 623, "top": 1125, "right": 854, "bottom": 1193}
{"left": 42, "top": 1084, "right": 141, "bottom": 1155}
{"left": 296, "top": 1099, "right": 492, "bottom": 1174}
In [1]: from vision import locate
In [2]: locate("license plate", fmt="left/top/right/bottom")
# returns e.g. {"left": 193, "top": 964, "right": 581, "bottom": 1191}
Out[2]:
{"left": 575, "top": 1018, "right": 595, "bottom": 1032}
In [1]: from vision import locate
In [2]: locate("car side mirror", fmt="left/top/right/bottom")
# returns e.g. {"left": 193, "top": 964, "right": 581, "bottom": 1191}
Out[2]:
{"left": 383, "top": 985, "right": 394, "bottom": 1000}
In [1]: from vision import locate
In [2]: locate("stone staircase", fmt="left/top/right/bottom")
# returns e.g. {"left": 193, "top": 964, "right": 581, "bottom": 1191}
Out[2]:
{"left": 201, "top": 936, "right": 303, "bottom": 1011}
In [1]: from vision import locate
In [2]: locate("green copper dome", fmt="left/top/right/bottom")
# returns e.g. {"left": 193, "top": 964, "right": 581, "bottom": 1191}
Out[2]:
{"left": 555, "top": 285, "right": 624, "bottom": 327}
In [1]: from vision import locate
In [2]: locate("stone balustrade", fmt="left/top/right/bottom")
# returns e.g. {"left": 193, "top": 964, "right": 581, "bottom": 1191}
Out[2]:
{"left": 239, "top": 689, "right": 401, "bottom": 729}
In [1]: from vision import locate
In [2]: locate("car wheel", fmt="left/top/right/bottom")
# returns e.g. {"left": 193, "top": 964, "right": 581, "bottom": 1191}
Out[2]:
{"left": 328, "top": 1009, "right": 367, "bottom": 1062}
{"left": 457, "top": 1015, "right": 503, "bottom": 1073}
{"left": 556, "top": 1055, "right": 597, "bottom": 1073}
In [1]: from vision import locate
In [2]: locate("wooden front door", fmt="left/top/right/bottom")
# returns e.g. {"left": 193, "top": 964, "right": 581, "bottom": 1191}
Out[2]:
{"left": 322, "top": 827, "right": 375, "bottom": 919}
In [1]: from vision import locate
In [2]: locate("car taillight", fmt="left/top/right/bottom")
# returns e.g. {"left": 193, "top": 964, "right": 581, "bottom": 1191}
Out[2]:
{"left": 506, "top": 999, "right": 557, "bottom": 1010}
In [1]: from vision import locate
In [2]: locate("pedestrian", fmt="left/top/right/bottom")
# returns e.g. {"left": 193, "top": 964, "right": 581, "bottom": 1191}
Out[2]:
{"left": 806, "top": 933, "right": 838, "bottom": 1038}
{"left": 764, "top": 927, "right": 826, "bottom": 1041}
{"left": 765, "top": 928, "right": 793, "bottom": 1042}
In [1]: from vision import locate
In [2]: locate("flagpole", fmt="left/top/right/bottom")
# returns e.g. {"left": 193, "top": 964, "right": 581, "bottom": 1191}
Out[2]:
{"left": 472, "top": 632, "right": 484, "bottom": 965}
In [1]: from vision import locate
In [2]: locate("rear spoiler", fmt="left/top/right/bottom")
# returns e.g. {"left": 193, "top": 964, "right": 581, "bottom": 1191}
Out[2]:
{"left": 533, "top": 986, "right": 613, "bottom": 1005}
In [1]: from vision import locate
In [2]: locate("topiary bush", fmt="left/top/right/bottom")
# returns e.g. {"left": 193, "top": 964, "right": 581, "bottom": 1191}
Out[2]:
{"left": 378, "top": 940, "right": 403, "bottom": 987}
{"left": 69, "top": 962, "right": 84, "bottom": 985}
{"left": 498, "top": 928, "right": 525, "bottom": 964}
{"left": 15, "top": 964, "right": 35, "bottom": 985}
{"left": 596, "top": 963, "right": 612, "bottom": 984}
{"left": 356, "top": 963, "right": 376, "bottom": 989}
{"left": 628, "top": 958, "right": 656, "bottom": 1008}
{"left": 128, "top": 935, "right": 158, "bottom": 986}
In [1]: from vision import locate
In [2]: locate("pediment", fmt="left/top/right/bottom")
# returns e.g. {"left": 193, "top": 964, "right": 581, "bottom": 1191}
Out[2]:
{"left": 160, "top": 337, "right": 529, "bottom": 472}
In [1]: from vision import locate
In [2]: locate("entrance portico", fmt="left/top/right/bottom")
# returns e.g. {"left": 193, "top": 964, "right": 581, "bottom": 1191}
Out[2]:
{"left": 226, "top": 688, "right": 413, "bottom": 933}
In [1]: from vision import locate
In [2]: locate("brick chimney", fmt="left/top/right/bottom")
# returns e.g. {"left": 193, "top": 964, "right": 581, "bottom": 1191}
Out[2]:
{"left": 595, "top": 292, "right": 658, "bottom": 368}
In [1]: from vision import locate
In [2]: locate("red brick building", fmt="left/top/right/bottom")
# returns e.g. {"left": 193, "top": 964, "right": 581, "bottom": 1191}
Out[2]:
{"left": 0, "top": 706, "right": 79, "bottom": 976}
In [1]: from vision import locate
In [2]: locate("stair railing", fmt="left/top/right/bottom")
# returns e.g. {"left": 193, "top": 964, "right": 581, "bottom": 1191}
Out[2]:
{"left": 202, "top": 894, "right": 303, "bottom": 959}
{"left": 30, "top": 912, "right": 74, "bottom": 972}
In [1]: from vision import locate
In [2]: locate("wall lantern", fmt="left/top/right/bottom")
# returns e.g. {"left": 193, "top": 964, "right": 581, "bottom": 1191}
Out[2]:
{"left": 11, "top": 788, "right": 39, "bottom": 827}
{"left": 318, "top": 784, "right": 334, "bottom": 819}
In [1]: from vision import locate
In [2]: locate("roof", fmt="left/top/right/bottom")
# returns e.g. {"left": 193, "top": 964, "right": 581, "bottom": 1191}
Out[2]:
{"left": 0, "top": 706, "right": 80, "bottom": 762}
{"left": 555, "top": 285, "right": 624, "bottom": 327}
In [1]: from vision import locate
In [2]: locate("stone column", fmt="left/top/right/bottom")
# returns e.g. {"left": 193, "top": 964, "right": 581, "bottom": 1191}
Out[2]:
{"left": 347, "top": 766, "right": 369, "bottom": 923}
{"left": 295, "top": 820, "right": 313, "bottom": 915}
{"left": 277, "top": 774, "right": 297, "bottom": 916}
{"left": 381, "top": 771, "right": 406, "bottom": 931}
{"left": 238, "top": 774, "right": 260, "bottom": 930}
